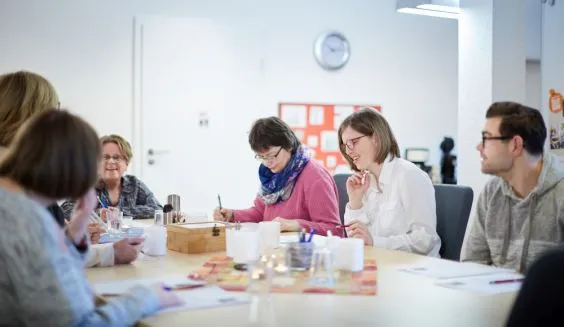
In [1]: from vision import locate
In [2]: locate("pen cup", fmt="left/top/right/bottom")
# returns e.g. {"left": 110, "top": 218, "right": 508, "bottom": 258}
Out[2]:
{"left": 286, "top": 242, "right": 314, "bottom": 271}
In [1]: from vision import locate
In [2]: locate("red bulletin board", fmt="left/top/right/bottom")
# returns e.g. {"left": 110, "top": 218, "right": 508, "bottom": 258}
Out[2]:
{"left": 278, "top": 103, "right": 382, "bottom": 174}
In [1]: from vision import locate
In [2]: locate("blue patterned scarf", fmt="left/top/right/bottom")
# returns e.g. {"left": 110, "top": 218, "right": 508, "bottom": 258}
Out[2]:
{"left": 258, "top": 145, "right": 310, "bottom": 205}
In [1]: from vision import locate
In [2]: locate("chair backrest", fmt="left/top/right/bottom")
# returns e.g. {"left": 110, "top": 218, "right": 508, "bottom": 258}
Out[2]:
{"left": 434, "top": 184, "right": 473, "bottom": 261}
{"left": 333, "top": 173, "right": 351, "bottom": 227}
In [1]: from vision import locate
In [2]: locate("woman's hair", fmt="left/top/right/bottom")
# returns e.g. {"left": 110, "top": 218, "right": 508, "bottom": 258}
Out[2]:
{"left": 0, "top": 109, "right": 101, "bottom": 199}
{"left": 99, "top": 134, "right": 133, "bottom": 163}
{"left": 338, "top": 108, "right": 400, "bottom": 171}
{"left": 0, "top": 71, "right": 59, "bottom": 147}
{"left": 248, "top": 116, "right": 301, "bottom": 153}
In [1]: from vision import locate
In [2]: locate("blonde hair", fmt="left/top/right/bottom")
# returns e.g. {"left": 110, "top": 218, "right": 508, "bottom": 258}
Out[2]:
{"left": 0, "top": 71, "right": 59, "bottom": 147}
{"left": 100, "top": 134, "right": 133, "bottom": 163}
{"left": 338, "top": 108, "right": 400, "bottom": 172}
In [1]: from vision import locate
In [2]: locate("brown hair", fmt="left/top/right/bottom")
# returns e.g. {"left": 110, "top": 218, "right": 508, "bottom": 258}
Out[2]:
{"left": 100, "top": 134, "right": 133, "bottom": 163}
{"left": 0, "top": 109, "right": 101, "bottom": 199}
{"left": 0, "top": 71, "right": 59, "bottom": 147}
{"left": 486, "top": 102, "right": 546, "bottom": 156}
{"left": 338, "top": 108, "right": 400, "bottom": 171}
{"left": 248, "top": 116, "right": 301, "bottom": 153}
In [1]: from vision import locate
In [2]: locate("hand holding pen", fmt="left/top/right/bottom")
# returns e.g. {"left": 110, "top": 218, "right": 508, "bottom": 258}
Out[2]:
{"left": 213, "top": 194, "right": 233, "bottom": 222}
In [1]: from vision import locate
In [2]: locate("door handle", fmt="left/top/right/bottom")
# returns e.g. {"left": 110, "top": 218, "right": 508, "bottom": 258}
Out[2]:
{"left": 147, "top": 149, "right": 170, "bottom": 156}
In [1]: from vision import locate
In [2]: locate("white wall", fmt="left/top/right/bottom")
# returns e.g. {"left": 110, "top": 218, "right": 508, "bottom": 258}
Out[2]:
{"left": 0, "top": 0, "right": 458, "bottom": 169}
{"left": 525, "top": 61, "right": 542, "bottom": 110}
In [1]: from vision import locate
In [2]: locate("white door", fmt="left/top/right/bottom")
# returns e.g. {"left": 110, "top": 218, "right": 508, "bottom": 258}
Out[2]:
{"left": 542, "top": 0, "right": 564, "bottom": 161}
{"left": 133, "top": 16, "right": 264, "bottom": 217}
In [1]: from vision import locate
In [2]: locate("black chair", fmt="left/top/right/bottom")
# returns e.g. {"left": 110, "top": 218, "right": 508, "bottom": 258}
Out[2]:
{"left": 434, "top": 184, "right": 473, "bottom": 261}
{"left": 333, "top": 174, "right": 351, "bottom": 235}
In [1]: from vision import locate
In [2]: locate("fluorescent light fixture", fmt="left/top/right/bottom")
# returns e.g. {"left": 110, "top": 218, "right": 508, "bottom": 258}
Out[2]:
{"left": 397, "top": 0, "right": 460, "bottom": 19}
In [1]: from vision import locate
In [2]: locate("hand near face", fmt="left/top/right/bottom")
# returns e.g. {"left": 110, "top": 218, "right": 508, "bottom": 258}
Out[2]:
{"left": 346, "top": 220, "right": 373, "bottom": 246}
{"left": 346, "top": 172, "right": 370, "bottom": 209}
{"left": 272, "top": 217, "right": 300, "bottom": 232}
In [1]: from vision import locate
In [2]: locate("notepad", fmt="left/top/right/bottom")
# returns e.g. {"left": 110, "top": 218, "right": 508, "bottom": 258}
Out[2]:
{"left": 397, "top": 261, "right": 514, "bottom": 279}
{"left": 92, "top": 275, "right": 249, "bottom": 313}
{"left": 435, "top": 272, "right": 524, "bottom": 295}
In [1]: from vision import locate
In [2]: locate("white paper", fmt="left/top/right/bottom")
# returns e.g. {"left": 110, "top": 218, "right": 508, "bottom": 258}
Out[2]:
{"left": 92, "top": 275, "right": 205, "bottom": 295}
{"left": 280, "top": 105, "right": 307, "bottom": 128}
{"left": 397, "top": 261, "right": 515, "bottom": 280}
{"left": 320, "top": 130, "right": 339, "bottom": 152}
{"left": 309, "top": 106, "right": 325, "bottom": 125}
{"left": 435, "top": 272, "right": 524, "bottom": 295}
{"left": 93, "top": 276, "right": 249, "bottom": 314}
{"left": 333, "top": 105, "right": 354, "bottom": 130}
{"left": 307, "top": 135, "right": 319, "bottom": 148}
{"left": 326, "top": 155, "right": 337, "bottom": 168}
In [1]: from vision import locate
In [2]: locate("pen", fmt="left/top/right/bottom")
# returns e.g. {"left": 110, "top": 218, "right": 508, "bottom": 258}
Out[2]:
{"left": 489, "top": 278, "right": 524, "bottom": 285}
{"left": 217, "top": 194, "right": 222, "bottom": 210}
{"left": 307, "top": 228, "right": 315, "bottom": 242}
{"left": 336, "top": 224, "right": 352, "bottom": 229}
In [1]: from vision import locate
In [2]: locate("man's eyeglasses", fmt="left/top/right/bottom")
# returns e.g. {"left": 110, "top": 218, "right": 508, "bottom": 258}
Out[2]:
{"left": 255, "top": 147, "right": 282, "bottom": 162}
{"left": 103, "top": 155, "right": 124, "bottom": 163}
{"left": 343, "top": 135, "right": 368, "bottom": 151}
{"left": 482, "top": 134, "right": 513, "bottom": 147}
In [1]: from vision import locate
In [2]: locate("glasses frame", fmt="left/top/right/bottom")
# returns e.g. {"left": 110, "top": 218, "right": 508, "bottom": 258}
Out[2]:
{"left": 481, "top": 134, "right": 513, "bottom": 147}
{"left": 343, "top": 135, "right": 368, "bottom": 151}
{"left": 255, "top": 147, "right": 283, "bottom": 162}
{"left": 102, "top": 154, "right": 124, "bottom": 163}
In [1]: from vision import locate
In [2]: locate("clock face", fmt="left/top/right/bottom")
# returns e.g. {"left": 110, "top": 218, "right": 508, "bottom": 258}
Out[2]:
{"left": 314, "top": 31, "right": 350, "bottom": 70}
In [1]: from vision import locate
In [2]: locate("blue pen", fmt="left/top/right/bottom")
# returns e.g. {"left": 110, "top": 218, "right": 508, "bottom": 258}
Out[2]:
{"left": 163, "top": 286, "right": 172, "bottom": 291}
{"left": 299, "top": 228, "right": 306, "bottom": 243}
{"left": 307, "top": 228, "right": 315, "bottom": 243}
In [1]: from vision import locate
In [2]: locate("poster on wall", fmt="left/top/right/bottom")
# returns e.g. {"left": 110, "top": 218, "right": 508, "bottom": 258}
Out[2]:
{"left": 279, "top": 103, "right": 382, "bottom": 175}
{"left": 547, "top": 89, "right": 564, "bottom": 158}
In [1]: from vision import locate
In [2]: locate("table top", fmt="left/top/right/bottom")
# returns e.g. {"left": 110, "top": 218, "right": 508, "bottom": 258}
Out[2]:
{"left": 86, "top": 237, "right": 517, "bottom": 327}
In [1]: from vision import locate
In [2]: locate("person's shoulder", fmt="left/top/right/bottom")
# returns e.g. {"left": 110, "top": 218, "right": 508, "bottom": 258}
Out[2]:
{"left": 0, "top": 188, "right": 50, "bottom": 240}
{"left": 301, "top": 159, "right": 334, "bottom": 182}
{"left": 393, "top": 157, "right": 431, "bottom": 183}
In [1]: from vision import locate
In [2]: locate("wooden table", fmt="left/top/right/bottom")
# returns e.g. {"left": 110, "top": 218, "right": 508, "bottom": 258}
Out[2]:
{"left": 86, "top": 243, "right": 517, "bottom": 327}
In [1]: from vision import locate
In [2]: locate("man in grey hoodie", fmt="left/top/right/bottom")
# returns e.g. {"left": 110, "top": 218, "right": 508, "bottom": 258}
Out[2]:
{"left": 461, "top": 102, "right": 564, "bottom": 273}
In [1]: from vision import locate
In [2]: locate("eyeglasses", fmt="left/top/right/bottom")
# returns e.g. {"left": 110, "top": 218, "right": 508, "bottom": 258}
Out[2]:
{"left": 255, "top": 147, "right": 283, "bottom": 162}
{"left": 103, "top": 155, "right": 124, "bottom": 163}
{"left": 343, "top": 135, "right": 368, "bottom": 151}
{"left": 481, "top": 134, "right": 513, "bottom": 147}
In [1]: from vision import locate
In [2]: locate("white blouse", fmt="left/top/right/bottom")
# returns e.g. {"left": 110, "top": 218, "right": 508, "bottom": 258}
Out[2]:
{"left": 344, "top": 156, "right": 441, "bottom": 257}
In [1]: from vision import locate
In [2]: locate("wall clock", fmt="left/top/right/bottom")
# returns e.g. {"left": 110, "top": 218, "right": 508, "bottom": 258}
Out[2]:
{"left": 313, "top": 31, "right": 351, "bottom": 71}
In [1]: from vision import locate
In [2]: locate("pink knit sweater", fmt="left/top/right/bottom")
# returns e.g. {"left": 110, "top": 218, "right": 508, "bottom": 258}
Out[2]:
{"left": 233, "top": 160, "right": 342, "bottom": 236}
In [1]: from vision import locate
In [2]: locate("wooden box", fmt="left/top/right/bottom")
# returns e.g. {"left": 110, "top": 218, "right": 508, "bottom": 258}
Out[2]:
{"left": 166, "top": 223, "right": 226, "bottom": 254}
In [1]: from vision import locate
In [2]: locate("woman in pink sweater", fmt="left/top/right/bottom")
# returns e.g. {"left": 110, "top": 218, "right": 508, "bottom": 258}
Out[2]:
{"left": 213, "top": 117, "right": 342, "bottom": 236}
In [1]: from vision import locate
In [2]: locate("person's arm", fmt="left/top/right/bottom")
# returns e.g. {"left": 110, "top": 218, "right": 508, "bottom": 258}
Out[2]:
{"left": 293, "top": 179, "right": 342, "bottom": 236}
{"left": 84, "top": 244, "right": 115, "bottom": 268}
{"left": 460, "top": 185, "right": 492, "bottom": 265}
{"left": 373, "top": 169, "right": 440, "bottom": 255}
{"left": 123, "top": 178, "right": 162, "bottom": 219}
{"left": 1, "top": 210, "right": 160, "bottom": 326}
{"left": 232, "top": 197, "right": 265, "bottom": 223}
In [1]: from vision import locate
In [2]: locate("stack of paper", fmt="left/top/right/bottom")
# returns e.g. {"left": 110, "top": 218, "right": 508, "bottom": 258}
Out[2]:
{"left": 397, "top": 261, "right": 524, "bottom": 295}
{"left": 92, "top": 274, "right": 250, "bottom": 313}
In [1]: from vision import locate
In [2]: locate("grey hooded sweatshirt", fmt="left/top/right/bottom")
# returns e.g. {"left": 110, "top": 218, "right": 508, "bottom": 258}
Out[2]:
{"left": 461, "top": 152, "right": 564, "bottom": 273}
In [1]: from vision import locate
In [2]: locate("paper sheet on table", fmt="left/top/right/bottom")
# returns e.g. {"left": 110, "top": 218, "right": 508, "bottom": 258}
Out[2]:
{"left": 435, "top": 272, "right": 524, "bottom": 295}
{"left": 92, "top": 276, "right": 249, "bottom": 313}
{"left": 279, "top": 234, "right": 327, "bottom": 247}
{"left": 397, "top": 261, "right": 514, "bottom": 279}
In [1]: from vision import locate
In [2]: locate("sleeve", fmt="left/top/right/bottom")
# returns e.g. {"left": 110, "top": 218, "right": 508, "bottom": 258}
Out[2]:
{"left": 83, "top": 244, "right": 115, "bottom": 268}
{"left": 295, "top": 179, "right": 342, "bottom": 236}
{"left": 232, "top": 196, "right": 265, "bottom": 223}
{"left": 460, "top": 185, "right": 492, "bottom": 265}
{"left": 372, "top": 169, "right": 440, "bottom": 255}
{"left": 123, "top": 178, "right": 163, "bottom": 219}
{"left": 1, "top": 210, "right": 160, "bottom": 327}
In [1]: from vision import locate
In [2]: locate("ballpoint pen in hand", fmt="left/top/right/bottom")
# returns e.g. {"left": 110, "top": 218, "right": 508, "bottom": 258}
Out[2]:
{"left": 217, "top": 194, "right": 222, "bottom": 210}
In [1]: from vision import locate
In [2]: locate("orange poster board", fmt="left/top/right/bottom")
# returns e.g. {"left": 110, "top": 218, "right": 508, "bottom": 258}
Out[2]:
{"left": 278, "top": 103, "right": 382, "bottom": 174}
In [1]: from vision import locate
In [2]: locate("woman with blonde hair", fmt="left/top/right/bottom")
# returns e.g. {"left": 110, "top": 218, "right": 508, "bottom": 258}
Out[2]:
{"left": 62, "top": 134, "right": 162, "bottom": 220}
{"left": 0, "top": 109, "right": 181, "bottom": 325}
{"left": 338, "top": 108, "right": 440, "bottom": 256}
